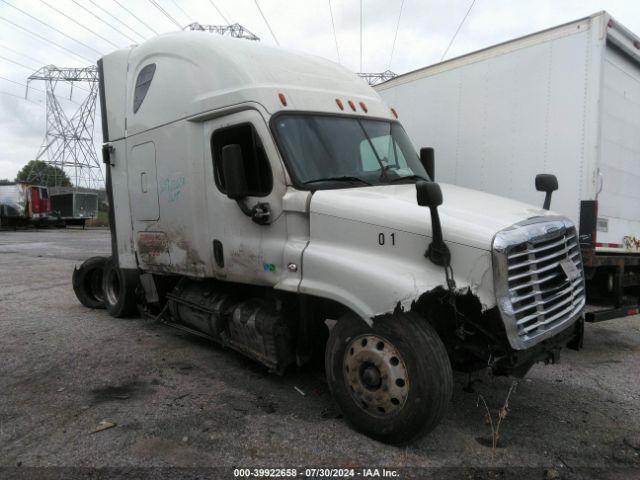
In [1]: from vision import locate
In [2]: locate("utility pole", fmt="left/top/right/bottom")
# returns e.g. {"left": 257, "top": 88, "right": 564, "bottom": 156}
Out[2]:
{"left": 184, "top": 22, "right": 260, "bottom": 41}
{"left": 358, "top": 70, "right": 397, "bottom": 86}
{"left": 26, "top": 65, "right": 103, "bottom": 189}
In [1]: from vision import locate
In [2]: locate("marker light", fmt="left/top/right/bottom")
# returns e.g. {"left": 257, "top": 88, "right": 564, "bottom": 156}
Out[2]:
{"left": 359, "top": 101, "right": 368, "bottom": 113}
{"left": 390, "top": 107, "right": 398, "bottom": 118}
{"left": 348, "top": 100, "right": 356, "bottom": 111}
{"left": 335, "top": 98, "right": 344, "bottom": 110}
{"left": 278, "top": 93, "right": 287, "bottom": 106}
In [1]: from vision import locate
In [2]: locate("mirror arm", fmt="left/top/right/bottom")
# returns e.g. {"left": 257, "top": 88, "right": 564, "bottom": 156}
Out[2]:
{"left": 235, "top": 199, "right": 271, "bottom": 225}
{"left": 425, "top": 209, "right": 450, "bottom": 267}
{"left": 543, "top": 192, "right": 552, "bottom": 210}
{"left": 250, "top": 202, "right": 271, "bottom": 225}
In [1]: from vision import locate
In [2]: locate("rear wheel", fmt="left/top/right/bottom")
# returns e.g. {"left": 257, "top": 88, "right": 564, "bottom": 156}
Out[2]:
{"left": 325, "top": 311, "right": 453, "bottom": 444}
{"left": 102, "top": 259, "right": 139, "bottom": 318}
{"left": 72, "top": 256, "right": 108, "bottom": 309}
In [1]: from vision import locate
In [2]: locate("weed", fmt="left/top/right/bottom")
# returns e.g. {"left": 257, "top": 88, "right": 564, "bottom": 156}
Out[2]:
{"left": 477, "top": 380, "right": 518, "bottom": 463}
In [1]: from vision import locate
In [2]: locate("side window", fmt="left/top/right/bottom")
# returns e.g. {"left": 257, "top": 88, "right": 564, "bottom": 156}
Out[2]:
{"left": 211, "top": 124, "right": 273, "bottom": 197}
{"left": 133, "top": 64, "right": 156, "bottom": 113}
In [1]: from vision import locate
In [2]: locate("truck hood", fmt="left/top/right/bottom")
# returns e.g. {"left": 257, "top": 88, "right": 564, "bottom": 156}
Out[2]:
{"left": 310, "top": 183, "right": 554, "bottom": 251}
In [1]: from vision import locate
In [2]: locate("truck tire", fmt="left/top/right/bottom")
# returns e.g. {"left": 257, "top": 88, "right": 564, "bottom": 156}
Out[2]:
{"left": 325, "top": 311, "right": 453, "bottom": 444}
{"left": 72, "top": 256, "right": 108, "bottom": 309}
{"left": 102, "top": 260, "right": 139, "bottom": 318}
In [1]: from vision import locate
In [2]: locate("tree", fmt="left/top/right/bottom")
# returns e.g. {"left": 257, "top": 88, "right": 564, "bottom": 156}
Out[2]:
{"left": 0, "top": 179, "right": 12, "bottom": 185}
{"left": 15, "top": 160, "right": 72, "bottom": 187}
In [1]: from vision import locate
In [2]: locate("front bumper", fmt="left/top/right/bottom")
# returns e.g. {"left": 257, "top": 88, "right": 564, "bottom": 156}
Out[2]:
{"left": 492, "top": 313, "right": 584, "bottom": 377}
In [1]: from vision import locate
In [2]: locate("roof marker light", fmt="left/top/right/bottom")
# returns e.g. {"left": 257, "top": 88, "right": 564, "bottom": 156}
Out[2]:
{"left": 278, "top": 93, "right": 287, "bottom": 106}
{"left": 359, "top": 101, "right": 368, "bottom": 113}
{"left": 390, "top": 107, "right": 398, "bottom": 118}
{"left": 335, "top": 98, "right": 344, "bottom": 110}
{"left": 348, "top": 100, "right": 356, "bottom": 111}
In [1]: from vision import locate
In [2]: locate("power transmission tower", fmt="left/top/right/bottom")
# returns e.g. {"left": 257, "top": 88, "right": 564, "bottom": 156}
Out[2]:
{"left": 184, "top": 22, "right": 260, "bottom": 41}
{"left": 26, "top": 65, "right": 103, "bottom": 189}
{"left": 358, "top": 70, "right": 397, "bottom": 86}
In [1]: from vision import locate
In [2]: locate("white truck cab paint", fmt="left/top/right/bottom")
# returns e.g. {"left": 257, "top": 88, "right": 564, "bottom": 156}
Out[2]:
{"left": 85, "top": 30, "right": 585, "bottom": 443}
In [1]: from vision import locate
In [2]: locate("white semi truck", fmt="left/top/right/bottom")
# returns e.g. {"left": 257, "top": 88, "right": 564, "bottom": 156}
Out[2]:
{"left": 376, "top": 11, "right": 640, "bottom": 323}
{"left": 73, "top": 31, "right": 585, "bottom": 443}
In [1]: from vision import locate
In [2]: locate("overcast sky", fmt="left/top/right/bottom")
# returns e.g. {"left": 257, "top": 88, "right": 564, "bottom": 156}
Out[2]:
{"left": 1, "top": 0, "right": 640, "bottom": 182}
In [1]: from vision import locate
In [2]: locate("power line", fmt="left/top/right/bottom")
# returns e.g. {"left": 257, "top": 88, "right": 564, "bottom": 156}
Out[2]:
{"left": 440, "top": 0, "right": 477, "bottom": 62}
{"left": 39, "top": 0, "right": 121, "bottom": 49}
{"left": 87, "top": 0, "right": 147, "bottom": 42}
{"left": 0, "top": 75, "right": 44, "bottom": 92}
{"left": 1, "top": 56, "right": 91, "bottom": 94}
{"left": 0, "top": 44, "right": 48, "bottom": 67}
{"left": 208, "top": 0, "right": 230, "bottom": 24}
{"left": 254, "top": 0, "right": 279, "bottom": 46}
{"left": 0, "top": 75, "right": 81, "bottom": 105}
{"left": 328, "top": 0, "right": 340, "bottom": 63}
{"left": 0, "top": 16, "right": 95, "bottom": 63}
{"left": 113, "top": 0, "right": 159, "bottom": 35}
{"left": 0, "top": 53, "right": 37, "bottom": 71}
{"left": 0, "top": 0, "right": 103, "bottom": 56}
{"left": 70, "top": 0, "right": 139, "bottom": 44}
{"left": 148, "top": 0, "right": 182, "bottom": 29}
{"left": 0, "top": 90, "right": 41, "bottom": 105}
{"left": 169, "top": 0, "right": 192, "bottom": 23}
{"left": 388, "top": 0, "right": 404, "bottom": 70}
{"left": 359, "top": 0, "right": 362, "bottom": 72}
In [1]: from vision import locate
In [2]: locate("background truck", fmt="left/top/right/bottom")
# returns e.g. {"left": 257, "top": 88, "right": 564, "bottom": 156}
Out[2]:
{"left": 49, "top": 187, "right": 99, "bottom": 228}
{"left": 376, "top": 11, "right": 640, "bottom": 323}
{"left": 0, "top": 182, "right": 51, "bottom": 227}
{"left": 73, "top": 31, "right": 586, "bottom": 443}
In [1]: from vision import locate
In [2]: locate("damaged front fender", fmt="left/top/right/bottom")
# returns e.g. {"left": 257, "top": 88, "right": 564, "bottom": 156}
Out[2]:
{"left": 298, "top": 222, "right": 496, "bottom": 326}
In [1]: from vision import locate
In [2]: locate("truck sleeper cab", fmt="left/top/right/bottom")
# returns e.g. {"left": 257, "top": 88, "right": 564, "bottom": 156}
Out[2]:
{"left": 77, "top": 31, "right": 585, "bottom": 444}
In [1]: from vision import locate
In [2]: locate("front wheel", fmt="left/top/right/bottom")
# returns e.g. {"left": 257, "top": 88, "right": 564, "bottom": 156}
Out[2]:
{"left": 325, "top": 311, "right": 453, "bottom": 444}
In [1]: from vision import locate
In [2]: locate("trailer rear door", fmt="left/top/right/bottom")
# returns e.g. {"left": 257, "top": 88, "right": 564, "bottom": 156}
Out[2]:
{"left": 597, "top": 43, "right": 640, "bottom": 251}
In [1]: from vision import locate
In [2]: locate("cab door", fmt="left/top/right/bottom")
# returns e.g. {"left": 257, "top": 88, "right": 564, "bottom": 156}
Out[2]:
{"left": 203, "top": 109, "right": 288, "bottom": 285}
{"left": 128, "top": 141, "right": 160, "bottom": 222}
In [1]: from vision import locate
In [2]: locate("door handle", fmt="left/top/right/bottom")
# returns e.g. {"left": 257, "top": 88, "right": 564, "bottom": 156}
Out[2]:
{"left": 140, "top": 172, "right": 148, "bottom": 193}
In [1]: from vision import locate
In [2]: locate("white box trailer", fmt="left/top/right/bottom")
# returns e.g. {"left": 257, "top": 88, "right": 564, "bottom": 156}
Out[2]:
{"left": 376, "top": 11, "right": 640, "bottom": 322}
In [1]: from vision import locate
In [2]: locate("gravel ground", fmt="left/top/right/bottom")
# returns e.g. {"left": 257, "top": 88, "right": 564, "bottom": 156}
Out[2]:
{"left": 1, "top": 228, "right": 639, "bottom": 479}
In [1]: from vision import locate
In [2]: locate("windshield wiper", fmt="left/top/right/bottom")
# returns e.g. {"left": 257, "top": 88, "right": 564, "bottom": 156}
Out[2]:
{"left": 303, "top": 176, "right": 372, "bottom": 186}
{"left": 386, "top": 174, "right": 428, "bottom": 183}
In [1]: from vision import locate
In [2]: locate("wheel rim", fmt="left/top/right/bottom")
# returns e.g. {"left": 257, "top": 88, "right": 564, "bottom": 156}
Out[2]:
{"left": 105, "top": 268, "right": 120, "bottom": 306}
{"left": 343, "top": 334, "right": 409, "bottom": 416}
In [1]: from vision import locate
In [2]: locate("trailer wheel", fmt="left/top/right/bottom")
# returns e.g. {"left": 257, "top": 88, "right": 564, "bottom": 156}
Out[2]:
{"left": 72, "top": 256, "right": 108, "bottom": 309}
{"left": 102, "top": 260, "right": 139, "bottom": 318}
{"left": 325, "top": 311, "right": 453, "bottom": 444}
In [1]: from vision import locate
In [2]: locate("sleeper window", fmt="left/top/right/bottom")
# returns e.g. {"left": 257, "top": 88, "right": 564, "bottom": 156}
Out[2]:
{"left": 133, "top": 64, "right": 156, "bottom": 113}
{"left": 211, "top": 124, "right": 273, "bottom": 197}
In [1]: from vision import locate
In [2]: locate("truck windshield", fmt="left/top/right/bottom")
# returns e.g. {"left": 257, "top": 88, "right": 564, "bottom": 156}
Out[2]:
{"left": 272, "top": 114, "right": 429, "bottom": 188}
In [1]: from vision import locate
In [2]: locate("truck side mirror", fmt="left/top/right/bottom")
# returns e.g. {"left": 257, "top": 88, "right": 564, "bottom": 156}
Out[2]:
{"left": 420, "top": 147, "right": 435, "bottom": 181}
{"left": 416, "top": 181, "right": 450, "bottom": 267}
{"left": 535, "top": 173, "right": 558, "bottom": 210}
{"left": 222, "top": 144, "right": 249, "bottom": 200}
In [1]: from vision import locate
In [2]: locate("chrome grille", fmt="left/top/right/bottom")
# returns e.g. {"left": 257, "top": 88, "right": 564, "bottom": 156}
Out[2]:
{"left": 493, "top": 217, "right": 586, "bottom": 350}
